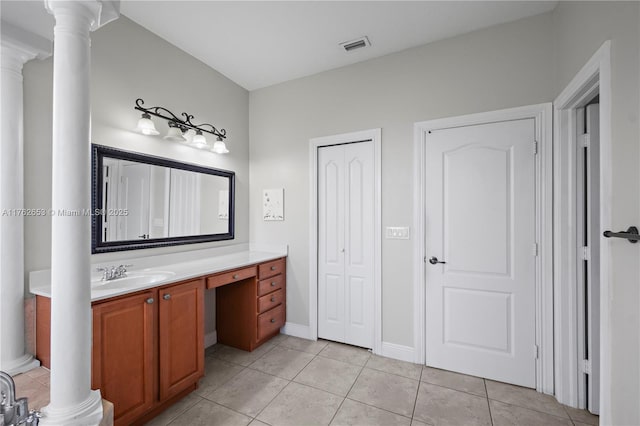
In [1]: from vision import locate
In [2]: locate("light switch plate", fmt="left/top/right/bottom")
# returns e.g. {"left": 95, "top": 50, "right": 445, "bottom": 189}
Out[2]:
{"left": 385, "top": 226, "right": 410, "bottom": 240}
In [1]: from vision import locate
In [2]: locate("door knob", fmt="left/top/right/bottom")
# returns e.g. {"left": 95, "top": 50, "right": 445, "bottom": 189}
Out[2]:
{"left": 163, "top": 294, "right": 171, "bottom": 300}
{"left": 429, "top": 256, "right": 446, "bottom": 265}
{"left": 145, "top": 298, "right": 154, "bottom": 304}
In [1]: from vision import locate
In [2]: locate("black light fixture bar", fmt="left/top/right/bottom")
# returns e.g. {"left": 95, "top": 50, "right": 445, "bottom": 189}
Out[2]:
{"left": 134, "top": 98, "right": 226, "bottom": 139}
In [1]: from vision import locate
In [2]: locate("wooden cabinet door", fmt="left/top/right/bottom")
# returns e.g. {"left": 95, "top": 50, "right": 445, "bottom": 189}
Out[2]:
{"left": 158, "top": 279, "right": 204, "bottom": 400}
{"left": 92, "top": 291, "right": 156, "bottom": 425}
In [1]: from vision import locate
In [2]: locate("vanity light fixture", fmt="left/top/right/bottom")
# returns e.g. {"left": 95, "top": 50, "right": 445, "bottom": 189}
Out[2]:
{"left": 133, "top": 98, "right": 228, "bottom": 153}
{"left": 211, "top": 136, "right": 229, "bottom": 154}
{"left": 134, "top": 112, "right": 160, "bottom": 136}
{"left": 190, "top": 130, "right": 208, "bottom": 149}
{"left": 164, "top": 122, "right": 187, "bottom": 142}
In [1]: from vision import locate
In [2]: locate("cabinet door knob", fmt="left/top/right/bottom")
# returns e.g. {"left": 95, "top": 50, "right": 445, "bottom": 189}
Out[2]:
{"left": 270, "top": 266, "right": 276, "bottom": 271}
{"left": 163, "top": 294, "right": 171, "bottom": 300}
{"left": 270, "top": 297, "right": 275, "bottom": 302}
{"left": 233, "top": 274, "right": 239, "bottom": 279}
{"left": 146, "top": 298, "right": 154, "bottom": 304}
{"left": 270, "top": 319, "right": 276, "bottom": 323}
{"left": 271, "top": 282, "right": 276, "bottom": 287}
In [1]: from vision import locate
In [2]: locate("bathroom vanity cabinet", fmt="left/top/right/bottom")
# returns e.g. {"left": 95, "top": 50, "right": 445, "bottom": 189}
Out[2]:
{"left": 34, "top": 255, "right": 286, "bottom": 426}
{"left": 38, "top": 278, "right": 205, "bottom": 426}
{"left": 93, "top": 278, "right": 205, "bottom": 425}
{"left": 211, "top": 257, "right": 286, "bottom": 351}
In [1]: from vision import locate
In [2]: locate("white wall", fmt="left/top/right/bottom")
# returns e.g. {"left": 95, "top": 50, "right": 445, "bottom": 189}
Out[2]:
{"left": 249, "top": 12, "right": 555, "bottom": 346}
{"left": 22, "top": 16, "right": 250, "bottom": 282}
{"left": 552, "top": 3, "right": 640, "bottom": 424}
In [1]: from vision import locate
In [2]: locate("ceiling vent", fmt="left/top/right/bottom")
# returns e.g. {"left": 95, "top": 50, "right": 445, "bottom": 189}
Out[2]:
{"left": 340, "top": 36, "right": 371, "bottom": 53}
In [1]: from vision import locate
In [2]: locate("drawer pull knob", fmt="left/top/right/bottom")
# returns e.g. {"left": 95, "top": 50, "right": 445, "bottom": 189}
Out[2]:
{"left": 270, "top": 319, "right": 276, "bottom": 323}
{"left": 271, "top": 282, "right": 276, "bottom": 287}
{"left": 146, "top": 298, "right": 154, "bottom": 304}
{"left": 163, "top": 294, "right": 171, "bottom": 300}
{"left": 270, "top": 297, "right": 275, "bottom": 302}
{"left": 270, "top": 266, "right": 276, "bottom": 271}
{"left": 233, "top": 274, "right": 239, "bottom": 279}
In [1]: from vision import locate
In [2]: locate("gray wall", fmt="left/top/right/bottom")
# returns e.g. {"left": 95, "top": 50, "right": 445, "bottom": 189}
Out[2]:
{"left": 552, "top": 2, "right": 640, "bottom": 424}
{"left": 249, "top": 12, "right": 555, "bottom": 346}
{"left": 23, "top": 16, "right": 250, "bottom": 282}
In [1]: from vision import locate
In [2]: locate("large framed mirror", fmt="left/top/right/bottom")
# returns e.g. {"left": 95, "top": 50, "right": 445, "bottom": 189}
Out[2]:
{"left": 91, "top": 144, "right": 235, "bottom": 253}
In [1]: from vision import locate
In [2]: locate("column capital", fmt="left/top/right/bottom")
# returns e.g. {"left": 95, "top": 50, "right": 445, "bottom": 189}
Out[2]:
{"left": 1, "top": 20, "right": 51, "bottom": 71}
{"left": 44, "top": 0, "right": 119, "bottom": 31}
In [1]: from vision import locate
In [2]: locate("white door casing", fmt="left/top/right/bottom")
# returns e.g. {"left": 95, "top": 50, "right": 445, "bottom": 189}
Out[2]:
{"left": 318, "top": 141, "right": 375, "bottom": 348}
{"left": 553, "top": 42, "right": 611, "bottom": 419}
{"left": 576, "top": 104, "right": 600, "bottom": 414}
{"left": 424, "top": 119, "right": 537, "bottom": 387}
{"left": 585, "top": 104, "right": 600, "bottom": 415}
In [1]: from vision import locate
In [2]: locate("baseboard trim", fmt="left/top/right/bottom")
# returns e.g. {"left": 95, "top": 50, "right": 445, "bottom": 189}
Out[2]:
{"left": 204, "top": 331, "right": 217, "bottom": 348}
{"left": 281, "top": 322, "right": 311, "bottom": 339}
{"left": 380, "top": 341, "right": 416, "bottom": 363}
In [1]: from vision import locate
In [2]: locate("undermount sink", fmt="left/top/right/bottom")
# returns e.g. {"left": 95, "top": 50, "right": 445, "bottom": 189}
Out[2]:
{"left": 91, "top": 271, "right": 176, "bottom": 291}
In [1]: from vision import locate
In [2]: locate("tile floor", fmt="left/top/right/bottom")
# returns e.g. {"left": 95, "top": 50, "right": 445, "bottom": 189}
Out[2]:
{"left": 146, "top": 336, "right": 600, "bottom": 426}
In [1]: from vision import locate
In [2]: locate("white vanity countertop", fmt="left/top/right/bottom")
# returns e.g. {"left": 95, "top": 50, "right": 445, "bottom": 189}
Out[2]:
{"left": 29, "top": 244, "right": 287, "bottom": 302}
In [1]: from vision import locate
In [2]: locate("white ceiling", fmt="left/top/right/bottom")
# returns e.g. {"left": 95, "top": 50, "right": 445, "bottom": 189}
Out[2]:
{"left": 1, "top": 1, "right": 558, "bottom": 91}
{"left": 121, "top": 1, "right": 557, "bottom": 90}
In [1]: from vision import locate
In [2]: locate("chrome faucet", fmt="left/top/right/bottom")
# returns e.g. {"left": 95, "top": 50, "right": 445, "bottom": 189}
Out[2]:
{"left": 1, "top": 371, "right": 40, "bottom": 425}
{"left": 96, "top": 264, "right": 133, "bottom": 281}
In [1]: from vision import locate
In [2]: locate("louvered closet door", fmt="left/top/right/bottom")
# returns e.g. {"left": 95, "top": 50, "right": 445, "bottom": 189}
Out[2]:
{"left": 318, "top": 142, "right": 374, "bottom": 348}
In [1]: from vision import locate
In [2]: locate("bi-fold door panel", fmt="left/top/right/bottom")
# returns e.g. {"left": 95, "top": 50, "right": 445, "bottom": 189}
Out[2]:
{"left": 318, "top": 142, "right": 374, "bottom": 348}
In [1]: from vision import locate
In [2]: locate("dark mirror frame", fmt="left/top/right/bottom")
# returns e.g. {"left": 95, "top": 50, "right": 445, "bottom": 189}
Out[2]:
{"left": 91, "top": 144, "right": 235, "bottom": 254}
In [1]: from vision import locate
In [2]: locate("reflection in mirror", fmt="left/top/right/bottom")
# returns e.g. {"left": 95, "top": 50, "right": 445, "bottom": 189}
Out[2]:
{"left": 92, "top": 144, "right": 234, "bottom": 253}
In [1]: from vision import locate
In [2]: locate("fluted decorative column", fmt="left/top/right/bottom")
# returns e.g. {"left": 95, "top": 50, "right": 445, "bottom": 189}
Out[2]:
{"left": 40, "top": 1, "right": 118, "bottom": 425}
{"left": 0, "top": 23, "right": 50, "bottom": 376}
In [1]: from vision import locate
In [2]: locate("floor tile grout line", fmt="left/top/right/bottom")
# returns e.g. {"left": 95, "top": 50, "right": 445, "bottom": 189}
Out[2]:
{"left": 363, "top": 364, "right": 422, "bottom": 382}
{"left": 162, "top": 394, "right": 205, "bottom": 426}
{"left": 346, "top": 394, "right": 415, "bottom": 420}
{"left": 315, "top": 352, "right": 370, "bottom": 367}
{"left": 358, "top": 363, "right": 422, "bottom": 383}
{"left": 410, "top": 365, "right": 424, "bottom": 423}
{"left": 485, "top": 379, "right": 494, "bottom": 426}
{"left": 326, "top": 395, "right": 347, "bottom": 426}
{"left": 341, "top": 354, "right": 416, "bottom": 420}
{"left": 250, "top": 369, "right": 299, "bottom": 423}
{"left": 418, "top": 377, "right": 488, "bottom": 399}
{"left": 198, "top": 393, "right": 268, "bottom": 422}
{"left": 488, "top": 397, "right": 575, "bottom": 421}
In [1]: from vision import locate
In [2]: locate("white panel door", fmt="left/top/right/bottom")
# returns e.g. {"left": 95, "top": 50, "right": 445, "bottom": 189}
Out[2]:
{"left": 117, "top": 162, "right": 151, "bottom": 241}
{"left": 318, "top": 145, "right": 345, "bottom": 341}
{"left": 318, "top": 142, "right": 374, "bottom": 348}
{"left": 425, "top": 119, "right": 537, "bottom": 388}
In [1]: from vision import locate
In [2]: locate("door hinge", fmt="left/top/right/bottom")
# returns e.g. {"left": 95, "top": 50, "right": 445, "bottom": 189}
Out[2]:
{"left": 534, "top": 345, "right": 539, "bottom": 359}
{"left": 532, "top": 243, "right": 539, "bottom": 257}
{"left": 582, "top": 359, "right": 592, "bottom": 374}
{"left": 424, "top": 256, "right": 427, "bottom": 263}
{"left": 581, "top": 246, "right": 590, "bottom": 261}
{"left": 581, "top": 133, "right": 590, "bottom": 148}
{"left": 533, "top": 140, "right": 538, "bottom": 155}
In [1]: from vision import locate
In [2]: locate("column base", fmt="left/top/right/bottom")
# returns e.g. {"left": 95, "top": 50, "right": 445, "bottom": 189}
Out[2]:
{"left": 3, "top": 353, "right": 40, "bottom": 376}
{"left": 40, "top": 389, "right": 103, "bottom": 426}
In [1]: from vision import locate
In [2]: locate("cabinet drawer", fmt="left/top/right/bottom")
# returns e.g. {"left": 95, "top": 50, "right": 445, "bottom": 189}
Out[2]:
{"left": 258, "top": 289, "right": 284, "bottom": 314}
{"left": 257, "top": 304, "right": 285, "bottom": 341}
{"left": 207, "top": 266, "right": 257, "bottom": 289}
{"left": 257, "top": 274, "right": 284, "bottom": 297}
{"left": 258, "top": 258, "right": 285, "bottom": 279}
